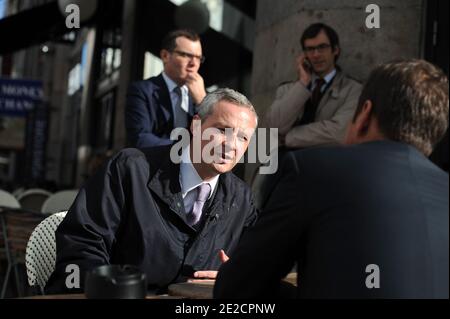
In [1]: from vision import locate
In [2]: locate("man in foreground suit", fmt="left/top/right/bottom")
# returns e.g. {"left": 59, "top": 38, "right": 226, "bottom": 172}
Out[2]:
{"left": 126, "top": 29, "right": 207, "bottom": 148}
{"left": 214, "top": 60, "right": 449, "bottom": 298}
{"left": 46, "top": 88, "right": 258, "bottom": 294}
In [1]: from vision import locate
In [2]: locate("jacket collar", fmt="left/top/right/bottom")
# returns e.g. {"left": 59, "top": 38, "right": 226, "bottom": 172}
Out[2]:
{"left": 325, "top": 69, "right": 344, "bottom": 97}
{"left": 162, "top": 72, "right": 188, "bottom": 97}
{"left": 180, "top": 145, "right": 219, "bottom": 199}
{"left": 145, "top": 145, "right": 229, "bottom": 229}
{"left": 153, "top": 73, "right": 195, "bottom": 117}
{"left": 311, "top": 68, "right": 337, "bottom": 88}
{"left": 316, "top": 69, "right": 346, "bottom": 113}
{"left": 152, "top": 74, "right": 174, "bottom": 124}
{"left": 146, "top": 146, "right": 183, "bottom": 212}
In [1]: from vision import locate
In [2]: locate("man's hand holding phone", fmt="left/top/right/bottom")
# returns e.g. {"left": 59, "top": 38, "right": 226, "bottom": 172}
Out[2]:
{"left": 297, "top": 53, "right": 312, "bottom": 87}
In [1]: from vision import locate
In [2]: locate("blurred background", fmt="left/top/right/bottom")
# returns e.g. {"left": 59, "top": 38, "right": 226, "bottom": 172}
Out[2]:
{"left": 0, "top": 0, "right": 447, "bottom": 191}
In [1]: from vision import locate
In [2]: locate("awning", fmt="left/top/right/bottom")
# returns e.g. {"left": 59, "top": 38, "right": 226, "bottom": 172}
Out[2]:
{"left": 0, "top": 0, "right": 253, "bottom": 85}
{"left": 143, "top": 0, "right": 253, "bottom": 86}
{"left": 0, "top": 2, "right": 68, "bottom": 55}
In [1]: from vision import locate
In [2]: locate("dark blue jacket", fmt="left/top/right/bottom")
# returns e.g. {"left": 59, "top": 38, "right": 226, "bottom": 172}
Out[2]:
{"left": 125, "top": 74, "right": 195, "bottom": 148}
{"left": 215, "top": 141, "right": 449, "bottom": 298}
{"left": 46, "top": 145, "right": 258, "bottom": 294}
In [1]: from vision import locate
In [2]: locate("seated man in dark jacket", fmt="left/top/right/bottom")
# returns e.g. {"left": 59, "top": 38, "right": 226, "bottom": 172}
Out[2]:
{"left": 214, "top": 59, "right": 449, "bottom": 298}
{"left": 46, "top": 88, "right": 259, "bottom": 294}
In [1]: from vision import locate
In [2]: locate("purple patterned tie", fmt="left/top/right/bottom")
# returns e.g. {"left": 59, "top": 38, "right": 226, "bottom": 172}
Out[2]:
{"left": 187, "top": 183, "right": 211, "bottom": 226}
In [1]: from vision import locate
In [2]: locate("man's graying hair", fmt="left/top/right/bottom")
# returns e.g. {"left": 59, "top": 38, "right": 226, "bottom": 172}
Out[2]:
{"left": 196, "top": 88, "right": 258, "bottom": 124}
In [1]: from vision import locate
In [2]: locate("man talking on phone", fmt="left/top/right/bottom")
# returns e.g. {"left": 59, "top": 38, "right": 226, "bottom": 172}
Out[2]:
{"left": 265, "top": 23, "right": 362, "bottom": 148}
{"left": 254, "top": 23, "right": 362, "bottom": 210}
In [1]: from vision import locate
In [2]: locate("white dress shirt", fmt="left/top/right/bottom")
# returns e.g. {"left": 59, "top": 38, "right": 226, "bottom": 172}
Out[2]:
{"left": 162, "top": 72, "right": 189, "bottom": 113}
{"left": 179, "top": 144, "right": 219, "bottom": 214}
{"left": 310, "top": 68, "right": 337, "bottom": 93}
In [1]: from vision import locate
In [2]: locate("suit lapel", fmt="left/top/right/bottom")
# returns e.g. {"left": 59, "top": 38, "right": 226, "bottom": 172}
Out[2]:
{"left": 147, "top": 149, "right": 185, "bottom": 219}
{"left": 152, "top": 74, "right": 174, "bottom": 128}
{"left": 145, "top": 146, "right": 232, "bottom": 230}
{"left": 188, "top": 96, "right": 196, "bottom": 117}
{"left": 153, "top": 74, "right": 196, "bottom": 127}
{"left": 316, "top": 71, "right": 343, "bottom": 116}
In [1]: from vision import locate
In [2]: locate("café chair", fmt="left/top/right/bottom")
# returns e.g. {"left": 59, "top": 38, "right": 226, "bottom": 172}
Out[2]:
{"left": 25, "top": 211, "right": 67, "bottom": 294}
{"left": 0, "top": 189, "right": 20, "bottom": 209}
{"left": 0, "top": 205, "right": 45, "bottom": 298}
{"left": 12, "top": 188, "right": 26, "bottom": 199}
{"left": 41, "top": 190, "right": 78, "bottom": 214}
{"left": 17, "top": 189, "right": 52, "bottom": 212}
{"left": 1, "top": 190, "right": 21, "bottom": 298}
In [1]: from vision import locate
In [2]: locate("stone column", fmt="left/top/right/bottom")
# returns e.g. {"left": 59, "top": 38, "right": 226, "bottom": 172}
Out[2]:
{"left": 113, "top": 0, "right": 146, "bottom": 152}
{"left": 251, "top": 0, "right": 426, "bottom": 120}
{"left": 245, "top": 0, "right": 426, "bottom": 182}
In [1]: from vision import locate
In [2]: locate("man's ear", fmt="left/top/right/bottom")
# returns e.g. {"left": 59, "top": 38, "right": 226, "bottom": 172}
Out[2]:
{"left": 345, "top": 100, "right": 373, "bottom": 145}
{"left": 160, "top": 49, "right": 169, "bottom": 63}
{"left": 356, "top": 100, "right": 373, "bottom": 135}
{"left": 355, "top": 100, "right": 373, "bottom": 136}
{"left": 333, "top": 46, "right": 340, "bottom": 59}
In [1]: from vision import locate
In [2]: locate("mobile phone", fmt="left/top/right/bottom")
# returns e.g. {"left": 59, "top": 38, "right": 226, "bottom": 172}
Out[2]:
{"left": 303, "top": 58, "right": 312, "bottom": 73}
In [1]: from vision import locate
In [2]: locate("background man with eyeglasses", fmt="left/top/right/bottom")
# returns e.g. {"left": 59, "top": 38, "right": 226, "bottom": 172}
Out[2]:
{"left": 265, "top": 23, "right": 362, "bottom": 148}
{"left": 126, "top": 29, "right": 207, "bottom": 148}
{"left": 253, "top": 23, "right": 363, "bottom": 211}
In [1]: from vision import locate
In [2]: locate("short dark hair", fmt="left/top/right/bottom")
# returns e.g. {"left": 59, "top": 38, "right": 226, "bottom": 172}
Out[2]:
{"left": 301, "top": 23, "right": 340, "bottom": 62}
{"left": 161, "top": 29, "right": 201, "bottom": 52}
{"left": 353, "top": 59, "right": 449, "bottom": 156}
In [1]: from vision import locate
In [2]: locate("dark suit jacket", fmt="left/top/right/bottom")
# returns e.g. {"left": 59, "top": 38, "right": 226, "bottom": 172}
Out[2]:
{"left": 214, "top": 141, "right": 449, "bottom": 298}
{"left": 125, "top": 74, "right": 195, "bottom": 148}
{"left": 45, "top": 145, "right": 258, "bottom": 294}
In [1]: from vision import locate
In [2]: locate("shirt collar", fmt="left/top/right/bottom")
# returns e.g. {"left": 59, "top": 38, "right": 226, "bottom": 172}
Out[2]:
{"left": 312, "top": 68, "right": 337, "bottom": 85}
{"left": 162, "top": 72, "right": 188, "bottom": 94}
{"left": 180, "top": 144, "right": 219, "bottom": 199}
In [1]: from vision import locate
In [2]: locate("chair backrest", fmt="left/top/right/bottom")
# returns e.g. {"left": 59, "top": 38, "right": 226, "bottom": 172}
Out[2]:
{"left": 0, "top": 189, "right": 20, "bottom": 209}
{"left": 17, "top": 189, "right": 52, "bottom": 212}
{"left": 41, "top": 190, "right": 78, "bottom": 215}
{"left": 12, "top": 187, "right": 25, "bottom": 199}
{"left": 0, "top": 190, "right": 21, "bottom": 258}
{"left": 25, "top": 211, "right": 67, "bottom": 289}
{"left": 1, "top": 210, "right": 46, "bottom": 266}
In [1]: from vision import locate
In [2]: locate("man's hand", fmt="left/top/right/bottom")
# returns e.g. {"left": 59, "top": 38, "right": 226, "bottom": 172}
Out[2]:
{"left": 296, "top": 54, "right": 312, "bottom": 87}
{"left": 186, "top": 72, "right": 207, "bottom": 105}
{"left": 188, "top": 250, "right": 229, "bottom": 282}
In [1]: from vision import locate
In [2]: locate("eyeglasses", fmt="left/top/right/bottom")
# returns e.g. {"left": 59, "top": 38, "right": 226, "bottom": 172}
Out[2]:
{"left": 172, "top": 50, "right": 206, "bottom": 64}
{"left": 304, "top": 43, "right": 332, "bottom": 55}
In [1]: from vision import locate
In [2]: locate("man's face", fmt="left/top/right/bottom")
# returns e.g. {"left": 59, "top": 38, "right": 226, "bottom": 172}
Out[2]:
{"left": 161, "top": 36, "right": 203, "bottom": 85}
{"left": 193, "top": 101, "right": 257, "bottom": 176}
{"left": 303, "top": 30, "right": 339, "bottom": 77}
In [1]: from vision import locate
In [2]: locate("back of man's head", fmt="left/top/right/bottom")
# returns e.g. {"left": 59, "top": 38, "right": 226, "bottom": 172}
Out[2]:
{"left": 354, "top": 59, "right": 449, "bottom": 156}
